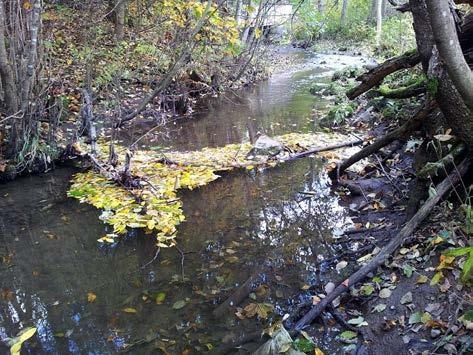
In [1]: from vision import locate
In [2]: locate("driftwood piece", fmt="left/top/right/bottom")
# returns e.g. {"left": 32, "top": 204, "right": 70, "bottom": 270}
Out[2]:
{"left": 293, "top": 157, "right": 471, "bottom": 331}
{"left": 347, "top": 51, "right": 421, "bottom": 100}
{"left": 281, "top": 139, "right": 363, "bottom": 162}
{"left": 332, "top": 101, "right": 436, "bottom": 179}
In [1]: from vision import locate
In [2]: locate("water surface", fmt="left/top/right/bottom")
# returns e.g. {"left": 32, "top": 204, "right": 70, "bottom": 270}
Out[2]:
{"left": 0, "top": 48, "right": 370, "bottom": 354}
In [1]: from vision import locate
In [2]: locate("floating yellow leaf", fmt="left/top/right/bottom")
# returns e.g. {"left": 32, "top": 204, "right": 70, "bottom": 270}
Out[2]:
{"left": 122, "top": 307, "right": 137, "bottom": 313}
{"left": 155, "top": 292, "right": 166, "bottom": 305}
{"left": 9, "top": 327, "right": 37, "bottom": 355}
{"left": 415, "top": 275, "right": 428, "bottom": 284}
{"left": 87, "top": 292, "right": 97, "bottom": 303}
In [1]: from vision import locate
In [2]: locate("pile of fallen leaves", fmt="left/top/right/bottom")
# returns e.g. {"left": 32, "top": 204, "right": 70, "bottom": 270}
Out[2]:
{"left": 68, "top": 132, "right": 360, "bottom": 247}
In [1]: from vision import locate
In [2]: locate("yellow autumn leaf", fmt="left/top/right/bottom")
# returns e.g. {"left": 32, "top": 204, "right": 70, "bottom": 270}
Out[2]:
{"left": 437, "top": 255, "right": 455, "bottom": 270}
{"left": 68, "top": 132, "right": 353, "bottom": 248}
{"left": 22, "top": 1, "right": 32, "bottom": 10}
{"left": 315, "top": 348, "right": 324, "bottom": 355}
{"left": 122, "top": 307, "right": 137, "bottom": 313}
{"left": 415, "top": 275, "right": 428, "bottom": 284}
{"left": 9, "top": 327, "right": 37, "bottom": 355}
{"left": 87, "top": 292, "right": 97, "bottom": 303}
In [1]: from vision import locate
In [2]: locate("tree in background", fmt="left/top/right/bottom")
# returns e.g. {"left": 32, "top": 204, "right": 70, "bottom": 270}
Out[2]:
{"left": 0, "top": 0, "right": 44, "bottom": 167}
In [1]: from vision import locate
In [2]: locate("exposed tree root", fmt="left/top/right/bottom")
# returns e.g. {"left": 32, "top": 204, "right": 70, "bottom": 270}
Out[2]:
{"left": 347, "top": 50, "right": 421, "bottom": 100}
{"left": 331, "top": 101, "right": 436, "bottom": 179}
{"left": 292, "top": 157, "right": 471, "bottom": 331}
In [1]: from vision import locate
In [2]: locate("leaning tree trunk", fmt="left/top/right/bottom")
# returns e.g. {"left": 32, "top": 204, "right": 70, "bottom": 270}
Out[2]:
{"left": 426, "top": 0, "right": 473, "bottom": 112}
{"left": 409, "top": 0, "right": 473, "bottom": 150}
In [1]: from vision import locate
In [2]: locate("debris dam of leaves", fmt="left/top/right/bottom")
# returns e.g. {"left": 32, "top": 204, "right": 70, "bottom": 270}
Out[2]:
{"left": 68, "top": 132, "right": 358, "bottom": 247}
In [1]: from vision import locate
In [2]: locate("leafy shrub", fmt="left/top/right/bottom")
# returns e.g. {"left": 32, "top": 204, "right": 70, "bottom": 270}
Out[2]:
{"left": 322, "top": 102, "right": 357, "bottom": 126}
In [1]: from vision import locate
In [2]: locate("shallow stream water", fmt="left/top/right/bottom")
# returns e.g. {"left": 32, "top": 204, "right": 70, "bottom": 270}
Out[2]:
{"left": 0, "top": 48, "right": 373, "bottom": 354}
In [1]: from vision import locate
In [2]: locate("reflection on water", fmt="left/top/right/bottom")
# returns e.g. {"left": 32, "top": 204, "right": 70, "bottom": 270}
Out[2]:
{"left": 121, "top": 48, "right": 370, "bottom": 151}
{"left": 0, "top": 49, "right": 369, "bottom": 354}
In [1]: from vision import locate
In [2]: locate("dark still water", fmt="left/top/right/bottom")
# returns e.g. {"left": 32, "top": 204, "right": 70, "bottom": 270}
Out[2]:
{"left": 0, "top": 49, "right": 371, "bottom": 354}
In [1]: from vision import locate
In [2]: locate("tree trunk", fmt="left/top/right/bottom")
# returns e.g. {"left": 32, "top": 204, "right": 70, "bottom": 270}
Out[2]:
{"left": 375, "top": 0, "right": 383, "bottom": 47}
{"left": 20, "top": 0, "right": 42, "bottom": 115}
{"left": 0, "top": 1, "right": 18, "bottom": 114}
{"left": 409, "top": 0, "right": 473, "bottom": 150}
{"left": 235, "top": 0, "right": 242, "bottom": 24}
{"left": 115, "top": 0, "right": 126, "bottom": 41}
{"left": 341, "top": 0, "right": 349, "bottom": 27}
{"left": 241, "top": 0, "right": 252, "bottom": 43}
{"left": 318, "top": 0, "right": 326, "bottom": 15}
{"left": 426, "top": 0, "right": 473, "bottom": 112}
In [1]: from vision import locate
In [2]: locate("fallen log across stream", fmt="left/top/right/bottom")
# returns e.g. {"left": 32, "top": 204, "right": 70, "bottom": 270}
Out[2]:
{"left": 291, "top": 157, "right": 472, "bottom": 331}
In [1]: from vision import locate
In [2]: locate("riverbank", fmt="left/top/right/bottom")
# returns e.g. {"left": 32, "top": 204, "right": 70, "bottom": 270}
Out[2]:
{"left": 287, "top": 60, "right": 473, "bottom": 354}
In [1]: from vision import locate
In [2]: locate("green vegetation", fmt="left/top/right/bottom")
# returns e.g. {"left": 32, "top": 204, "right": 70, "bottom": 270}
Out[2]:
{"left": 291, "top": 0, "right": 416, "bottom": 56}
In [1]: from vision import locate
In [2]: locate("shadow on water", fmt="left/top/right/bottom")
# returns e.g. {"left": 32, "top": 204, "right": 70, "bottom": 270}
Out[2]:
{"left": 0, "top": 49, "right": 371, "bottom": 354}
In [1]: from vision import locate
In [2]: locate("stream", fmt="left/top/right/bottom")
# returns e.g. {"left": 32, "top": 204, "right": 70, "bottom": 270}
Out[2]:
{"left": 0, "top": 48, "right": 374, "bottom": 354}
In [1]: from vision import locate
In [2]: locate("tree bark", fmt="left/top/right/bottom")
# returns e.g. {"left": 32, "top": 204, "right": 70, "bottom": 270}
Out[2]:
{"left": 235, "top": 0, "right": 242, "bottom": 24}
{"left": 0, "top": 1, "right": 18, "bottom": 114}
{"left": 341, "top": 0, "right": 349, "bottom": 27}
{"left": 20, "top": 0, "right": 42, "bottom": 115}
{"left": 376, "top": 0, "right": 383, "bottom": 47}
{"left": 426, "top": 0, "right": 473, "bottom": 112}
{"left": 410, "top": 0, "right": 473, "bottom": 150}
{"left": 115, "top": 0, "right": 126, "bottom": 41}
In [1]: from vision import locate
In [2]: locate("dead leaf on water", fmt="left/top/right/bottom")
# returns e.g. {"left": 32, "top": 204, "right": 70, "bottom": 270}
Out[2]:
{"left": 155, "top": 292, "right": 166, "bottom": 305}
{"left": 87, "top": 292, "right": 97, "bottom": 303}
{"left": 122, "top": 307, "right": 138, "bottom": 314}
{"left": 243, "top": 302, "right": 274, "bottom": 319}
{"left": 379, "top": 288, "right": 392, "bottom": 299}
{"left": 172, "top": 300, "right": 187, "bottom": 310}
{"left": 8, "top": 327, "right": 37, "bottom": 355}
